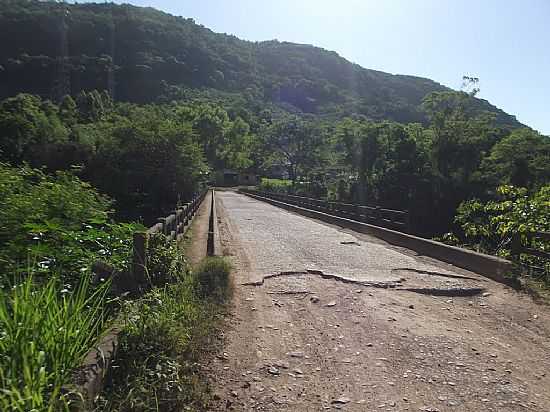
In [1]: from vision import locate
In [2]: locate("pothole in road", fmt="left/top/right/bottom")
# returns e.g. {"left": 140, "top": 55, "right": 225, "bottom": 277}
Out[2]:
{"left": 391, "top": 268, "right": 486, "bottom": 296}
{"left": 340, "top": 241, "right": 360, "bottom": 246}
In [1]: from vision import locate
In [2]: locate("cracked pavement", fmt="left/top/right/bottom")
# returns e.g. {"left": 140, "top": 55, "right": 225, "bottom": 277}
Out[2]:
{"left": 205, "top": 191, "right": 550, "bottom": 411}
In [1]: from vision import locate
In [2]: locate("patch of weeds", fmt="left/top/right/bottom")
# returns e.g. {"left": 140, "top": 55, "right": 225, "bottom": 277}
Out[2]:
{"left": 195, "top": 257, "right": 232, "bottom": 302}
{"left": 97, "top": 255, "right": 232, "bottom": 411}
{"left": 145, "top": 234, "right": 188, "bottom": 287}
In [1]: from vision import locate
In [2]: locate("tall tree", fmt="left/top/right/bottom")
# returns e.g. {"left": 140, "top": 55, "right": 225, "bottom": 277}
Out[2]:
{"left": 264, "top": 116, "right": 329, "bottom": 184}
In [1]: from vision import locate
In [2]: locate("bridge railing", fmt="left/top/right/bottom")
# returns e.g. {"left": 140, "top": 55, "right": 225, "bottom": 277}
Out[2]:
{"left": 242, "top": 189, "right": 410, "bottom": 233}
{"left": 511, "top": 231, "right": 550, "bottom": 279}
{"left": 132, "top": 189, "right": 208, "bottom": 284}
{"left": 92, "top": 189, "right": 208, "bottom": 292}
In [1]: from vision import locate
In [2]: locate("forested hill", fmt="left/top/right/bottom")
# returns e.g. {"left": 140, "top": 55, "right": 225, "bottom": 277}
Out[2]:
{"left": 0, "top": 0, "right": 520, "bottom": 127}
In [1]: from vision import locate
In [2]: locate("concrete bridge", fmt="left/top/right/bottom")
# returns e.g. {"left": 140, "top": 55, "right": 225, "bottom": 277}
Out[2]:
{"left": 205, "top": 190, "right": 550, "bottom": 411}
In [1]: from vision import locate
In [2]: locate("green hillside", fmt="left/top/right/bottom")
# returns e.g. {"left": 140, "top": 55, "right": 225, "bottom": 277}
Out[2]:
{"left": 0, "top": 0, "right": 520, "bottom": 126}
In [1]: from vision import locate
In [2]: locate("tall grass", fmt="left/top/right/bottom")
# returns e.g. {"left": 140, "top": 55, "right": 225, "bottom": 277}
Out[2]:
{"left": 0, "top": 276, "right": 109, "bottom": 411}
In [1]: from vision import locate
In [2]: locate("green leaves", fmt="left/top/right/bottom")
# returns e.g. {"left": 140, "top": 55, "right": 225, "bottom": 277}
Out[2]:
{"left": 0, "top": 164, "right": 143, "bottom": 284}
{"left": 264, "top": 115, "right": 330, "bottom": 183}
{"left": 0, "top": 275, "right": 109, "bottom": 411}
{"left": 478, "top": 128, "right": 550, "bottom": 189}
{"left": 99, "top": 257, "right": 230, "bottom": 411}
{"left": 453, "top": 185, "right": 550, "bottom": 278}
{"left": 0, "top": 94, "right": 69, "bottom": 166}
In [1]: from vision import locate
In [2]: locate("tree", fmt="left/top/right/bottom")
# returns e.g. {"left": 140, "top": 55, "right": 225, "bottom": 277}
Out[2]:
{"left": 264, "top": 115, "right": 329, "bottom": 184}
{"left": 461, "top": 75, "right": 480, "bottom": 97}
{"left": 83, "top": 110, "right": 208, "bottom": 223}
{"left": 76, "top": 90, "right": 111, "bottom": 122}
{"left": 58, "top": 94, "right": 78, "bottom": 126}
{"left": 177, "top": 103, "right": 230, "bottom": 169}
{"left": 0, "top": 93, "right": 68, "bottom": 164}
{"left": 221, "top": 116, "right": 255, "bottom": 170}
{"left": 478, "top": 128, "right": 550, "bottom": 189}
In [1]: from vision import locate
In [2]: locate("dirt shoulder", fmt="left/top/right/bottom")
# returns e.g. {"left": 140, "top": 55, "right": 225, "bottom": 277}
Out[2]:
{"left": 184, "top": 190, "right": 212, "bottom": 268}
{"left": 204, "top": 192, "right": 550, "bottom": 412}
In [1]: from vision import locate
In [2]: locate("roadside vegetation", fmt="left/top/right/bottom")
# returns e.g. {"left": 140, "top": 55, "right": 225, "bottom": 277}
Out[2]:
{"left": 440, "top": 185, "right": 550, "bottom": 285}
{"left": 0, "top": 163, "right": 139, "bottom": 410}
{"left": 0, "top": 276, "right": 109, "bottom": 411}
{"left": 0, "top": 164, "right": 226, "bottom": 410}
{"left": 97, "top": 255, "right": 231, "bottom": 411}
{"left": 258, "top": 178, "right": 292, "bottom": 193}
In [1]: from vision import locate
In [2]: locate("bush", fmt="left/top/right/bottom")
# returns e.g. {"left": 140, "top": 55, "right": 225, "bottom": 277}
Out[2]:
{"left": 0, "top": 163, "right": 143, "bottom": 285}
{"left": 446, "top": 185, "right": 550, "bottom": 282}
{"left": 145, "top": 233, "right": 188, "bottom": 287}
{"left": 0, "top": 164, "right": 141, "bottom": 410}
{"left": 194, "top": 257, "right": 232, "bottom": 301}
{"left": 258, "top": 178, "right": 291, "bottom": 194}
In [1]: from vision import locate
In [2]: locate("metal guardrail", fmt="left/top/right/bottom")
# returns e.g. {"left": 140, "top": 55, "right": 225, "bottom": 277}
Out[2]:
{"left": 243, "top": 190, "right": 410, "bottom": 233}
{"left": 511, "top": 231, "right": 550, "bottom": 277}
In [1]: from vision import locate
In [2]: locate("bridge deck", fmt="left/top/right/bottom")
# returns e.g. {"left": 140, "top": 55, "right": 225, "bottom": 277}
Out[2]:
{"left": 206, "top": 191, "right": 550, "bottom": 411}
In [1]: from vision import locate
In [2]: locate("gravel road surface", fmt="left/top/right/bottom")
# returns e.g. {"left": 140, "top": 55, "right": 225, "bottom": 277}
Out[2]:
{"left": 205, "top": 191, "right": 550, "bottom": 411}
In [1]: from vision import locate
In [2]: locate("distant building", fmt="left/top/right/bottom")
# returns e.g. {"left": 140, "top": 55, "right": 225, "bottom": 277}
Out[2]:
{"left": 219, "top": 169, "right": 259, "bottom": 186}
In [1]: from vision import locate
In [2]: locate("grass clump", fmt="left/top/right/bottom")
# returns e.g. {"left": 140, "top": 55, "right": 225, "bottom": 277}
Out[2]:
{"left": 195, "top": 256, "right": 232, "bottom": 301}
{"left": 0, "top": 276, "right": 109, "bottom": 412}
{"left": 97, "top": 256, "right": 231, "bottom": 411}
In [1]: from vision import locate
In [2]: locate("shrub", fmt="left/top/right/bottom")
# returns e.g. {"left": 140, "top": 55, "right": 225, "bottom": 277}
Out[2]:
{"left": 145, "top": 233, "right": 188, "bottom": 288}
{"left": 258, "top": 178, "right": 291, "bottom": 194}
{"left": 446, "top": 185, "right": 549, "bottom": 282}
{"left": 194, "top": 257, "right": 232, "bottom": 301}
{"left": 0, "top": 163, "right": 143, "bottom": 285}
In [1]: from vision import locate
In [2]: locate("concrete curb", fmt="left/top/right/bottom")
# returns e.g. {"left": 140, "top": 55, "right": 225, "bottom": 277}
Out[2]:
{"left": 208, "top": 189, "right": 222, "bottom": 256}
{"left": 241, "top": 191, "right": 519, "bottom": 289}
{"left": 212, "top": 190, "right": 222, "bottom": 256}
{"left": 63, "top": 327, "right": 120, "bottom": 411}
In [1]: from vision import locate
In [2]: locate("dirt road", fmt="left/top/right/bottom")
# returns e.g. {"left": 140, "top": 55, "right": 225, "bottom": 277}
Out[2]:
{"left": 205, "top": 191, "right": 550, "bottom": 411}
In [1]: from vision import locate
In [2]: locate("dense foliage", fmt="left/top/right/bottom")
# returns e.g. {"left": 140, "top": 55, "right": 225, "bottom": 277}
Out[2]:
{"left": 0, "top": 163, "right": 141, "bottom": 410}
{"left": 260, "top": 92, "right": 550, "bottom": 236}
{"left": 0, "top": 92, "right": 260, "bottom": 223}
{"left": 445, "top": 185, "right": 550, "bottom": 282}
{"left": 0, "top": 163, "right": 142, "bottom": 283}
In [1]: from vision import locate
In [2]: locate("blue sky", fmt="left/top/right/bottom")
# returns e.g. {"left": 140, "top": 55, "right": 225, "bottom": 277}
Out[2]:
{"left": 78, "top": 0, "right": 549, "bottom": 134}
